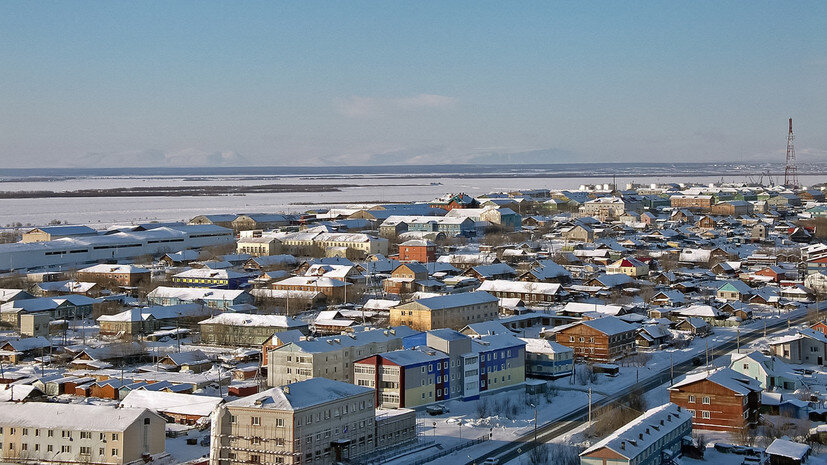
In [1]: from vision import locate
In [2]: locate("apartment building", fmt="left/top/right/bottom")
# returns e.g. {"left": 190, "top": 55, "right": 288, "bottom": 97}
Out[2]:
{"left": 397, "top": 239, "right": 436, "bottom": 263}
{"left": 668, "top": 368, "right": 762, "bottom": 432}
{"left": 210, "top": 378, "right": 416, "bottom": 465}
{"left": 0, "top": 403, "right": 164, "bottom": 465}
{"left": 550, "top": 316, "right": 637, "bottom": 363}
{"left": 354, "top": 329, "right": 525, "bottom": 407}
{"left": 266, "top": 327, "right": 415, "bottom": 387}
{"left": 670, "top": 194, "right": 713, "bottom": 211}
{"left": 519, "top": 338, "right": 574, "bottom": 378}
{"left": 389, "top": 291, "right": 499, "bottom": 331}
{"left": 237, "top": 230, "right": 282, "bottom": 256}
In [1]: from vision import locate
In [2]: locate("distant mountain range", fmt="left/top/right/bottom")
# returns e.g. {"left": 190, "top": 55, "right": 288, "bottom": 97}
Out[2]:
{"left": 72, "top": 149, "right": 248, "bottom": 168}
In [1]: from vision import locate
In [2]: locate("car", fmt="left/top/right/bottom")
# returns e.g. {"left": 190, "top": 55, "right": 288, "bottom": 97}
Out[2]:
{"left": 483, "top": 458, "right": 500, "bottom": 465}
{"left": 426, "top": 405, "right": 448, "bottom": 415}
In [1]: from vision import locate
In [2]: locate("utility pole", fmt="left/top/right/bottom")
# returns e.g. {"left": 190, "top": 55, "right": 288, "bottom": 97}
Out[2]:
{"left": 737, "top": 329, "right": 741, "bottom": 354}
{"left": 670, "top": 352, "right": 674, "bottom": 386}
{"left": 176, "top": 313, "right": 181, "bottom": 353}
{"left": 530, "top": 403, "right": 537, "bottom": 442}
{"left": 588, "top": 388, "right": 593, "bottom": 432}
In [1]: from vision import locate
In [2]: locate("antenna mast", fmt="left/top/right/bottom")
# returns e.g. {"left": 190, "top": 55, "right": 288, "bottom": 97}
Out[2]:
{"left": 784, "top": 118, "right": 799, "bottom": 188}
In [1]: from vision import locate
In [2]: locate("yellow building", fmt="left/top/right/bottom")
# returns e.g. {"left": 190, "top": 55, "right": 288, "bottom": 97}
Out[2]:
{"left": 390, "top": 291, "right": 498, "bottom": 331}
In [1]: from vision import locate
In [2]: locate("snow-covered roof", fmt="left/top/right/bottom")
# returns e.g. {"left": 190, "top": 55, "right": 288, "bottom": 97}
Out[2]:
{"left": 670, "top": 367, "right": 762, "bottom": 395}
{"left": 226, "top": 378, "right": 371, "bottom": 411}
{"left": 518, "top": 337, "right": 572, "bottom": 355}
{"left": 477, "top": 279, "right": 561, "bottom": 296}
{"left": 78, "top": 263, "right": 149, "bottom": 274}
{"left": 581, "top": 403, "right": 692, "bottom": 459}
{"left": 405, "top": 291, "right": 498, "bottom": 310}
{"left": 0, "top": 403, "right": 155, "bottom": 431}
{"left": 199, "top": 313, "right": 306, "bottom": 328}
{"left": 765, "top": 438, "right": 810, "bottom": 459}
{"left": 120, "top": 389, "right": 221, "bottom": 417}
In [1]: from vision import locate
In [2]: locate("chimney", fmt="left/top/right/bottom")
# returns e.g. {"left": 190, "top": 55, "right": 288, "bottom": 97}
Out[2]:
{"left": 620, "top": 441, "right": 625, "bottom": 450}
{"left": 639, "top": 433, "right": 643, "bottom": 440}
{"left": 677, "top": 406, "right": 681, "bottom": 412}
{"left": 283, "top": 386, "right": 290, "bottom": 395}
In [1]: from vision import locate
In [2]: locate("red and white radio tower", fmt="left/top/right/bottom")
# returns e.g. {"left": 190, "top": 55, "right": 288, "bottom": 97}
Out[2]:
{"left": 784, "top": 117, "right": 799, "bottom": 188}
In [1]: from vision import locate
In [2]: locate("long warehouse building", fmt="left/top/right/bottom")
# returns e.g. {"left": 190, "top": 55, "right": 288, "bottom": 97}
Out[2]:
{"left": 0, "top": 224, "right": 234, "bottom": 272}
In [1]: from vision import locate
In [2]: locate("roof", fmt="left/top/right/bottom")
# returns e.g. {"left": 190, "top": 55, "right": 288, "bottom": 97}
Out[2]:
{"left": 765, "top": 439, "right": 810, "bottom": 459}
{"left": 670, "top": 367, "right": 762, "bottom": 395}
{"left": 78, "top": 264, "right": 149, "bottom": 274}
{"left": 27, "top": 225, "right": 97, "bottom": 236}
{"left": 0, "top": 403, "right": 154, "bottom": 431}
{"left": 518, "top": 337, "right": 572, "bottom": 355}
{"left": 120, "top": 390, "right": 222, "bottom": 417}
{"left": 379, "top": 347, "right": 448, "bottom": 366}
{"left": 581, "top": 403, "right": 692, "bottom": 459}
{"left": 199, "top": 313, "right": 306, "bottom": 328}
{"left": 226, "top": 378, "right": 371, "bottom": 411}
{"left": 477, "top": 279, "right": 561, "bottom": 296}
{"left": 147, "top": 286, "right": 249, "bottom": 302}
{"left": 402, "top": 291, "right": 498, "bottom": 310}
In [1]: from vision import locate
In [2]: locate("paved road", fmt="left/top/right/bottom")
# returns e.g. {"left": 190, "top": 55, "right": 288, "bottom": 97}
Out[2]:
{"left": 462, "top": 311, "right": 810, "bottom": 465}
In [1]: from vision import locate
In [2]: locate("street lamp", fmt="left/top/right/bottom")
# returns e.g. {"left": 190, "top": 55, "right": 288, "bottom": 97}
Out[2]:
{"left": 433, "top": 421, "right": 436, "bottom": 439}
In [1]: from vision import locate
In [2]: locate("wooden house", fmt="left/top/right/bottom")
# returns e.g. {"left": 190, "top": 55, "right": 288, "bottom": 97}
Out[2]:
{"left": 668, "top": 367, "right": 762, "bottom": 432}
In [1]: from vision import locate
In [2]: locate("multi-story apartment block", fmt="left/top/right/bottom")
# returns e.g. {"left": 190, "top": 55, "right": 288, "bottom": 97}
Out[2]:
{"left": 519, "top": 338, "right": 574, "bottom": 378}
{"left": 668, "top": 368, "right": 762, "bottom": 432}
{"left": 550, "top": 316, "right": 637, "bottom": 363}
{"left": 670, "top": 194, "right": 713, "bottom": 211}
{"left": 354, "top": 329, "right": 525, "bottom": 408}
{"left": 389, "top": 291, "right": 499, "bottom": 331}
{"left": 581, "top": 196, "right": 628, "bottom": 220}
{"left": 210, "top": 378, "right": 416, "bottom": 465}
{"left": 0, "top": 403, "right": 165, "bottom": 464}
{"left": 267, "top": 327, "right": 417, "bottom": 387}
{"left": 237, "top": 230, "right": 282, "bottom": 256}
{"left": 397, "top": 239, "right": 436, "bottom": 263}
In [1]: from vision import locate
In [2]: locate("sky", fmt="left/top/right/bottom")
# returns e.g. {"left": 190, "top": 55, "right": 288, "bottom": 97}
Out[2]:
{"left": 0, "top": 1, "right": 825, "bottom": 168}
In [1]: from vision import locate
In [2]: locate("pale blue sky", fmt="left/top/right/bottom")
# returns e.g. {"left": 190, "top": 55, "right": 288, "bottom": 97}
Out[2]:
{"left": 1, "top": 1, "right": 825, "bottom": 167}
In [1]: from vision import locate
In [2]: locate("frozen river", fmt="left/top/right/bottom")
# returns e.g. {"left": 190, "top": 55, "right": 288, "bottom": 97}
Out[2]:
{"left": 0, "top": 165, "right": 823, "bottom": 227}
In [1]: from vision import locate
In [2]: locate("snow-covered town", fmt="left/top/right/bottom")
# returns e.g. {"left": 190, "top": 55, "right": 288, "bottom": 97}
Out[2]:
{"left": 0, "top": 183, "right": 826, "bottom": 465}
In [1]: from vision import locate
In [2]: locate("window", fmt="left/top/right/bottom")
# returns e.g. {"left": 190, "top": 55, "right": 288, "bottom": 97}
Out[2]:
{"left": 702, "top": 396, "right": 711, "bottom": 405}
{"left": 111, "top": 449, "right": 119, "bottom": 456}
{"left": 62, "top": 445, "right": 72, "bottom": 453}
{"left": 251, "top": 417, "right": 261, "bottom": 426}
{"left": 276, "top": 418, "right": 285, "bottom": 428}
{"left": 112, "top": 434, "right": 119, "bottom": 441}
{"left": 80, "top": 446, "right": 91, "bottom": 454}
{"left": 688, "top": 395, "right": 696, "bottom": 403}
{"left": 81, "top": 431, "right": 92, "bottom": 439}
{"left": 47, "top": 445, "right": 53, "bottom": 452}
{"left": 701, "top": 411, "right": 710, "bottom": 419}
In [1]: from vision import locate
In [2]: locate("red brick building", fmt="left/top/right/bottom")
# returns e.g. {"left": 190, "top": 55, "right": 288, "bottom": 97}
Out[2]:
{"left": 398, "top": 239, "right": 436, "bottom": 263}
{"left": 550, "top": 316, "right": 637, "bottom": 362}
{"left": 668, "top": 368, "right": 762, "bottom": 432}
